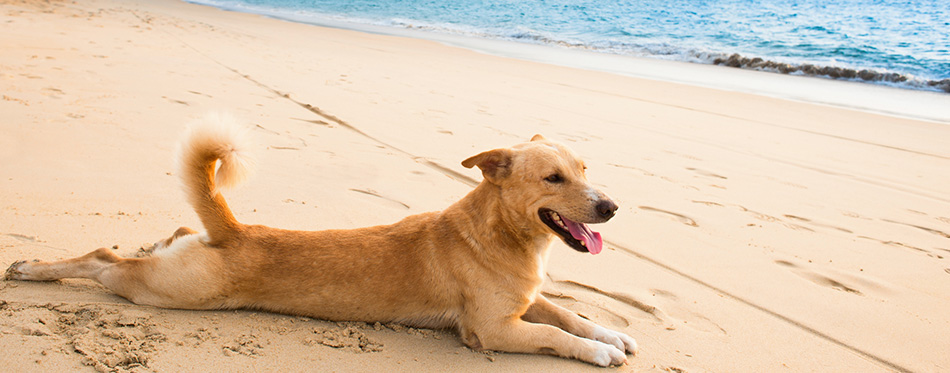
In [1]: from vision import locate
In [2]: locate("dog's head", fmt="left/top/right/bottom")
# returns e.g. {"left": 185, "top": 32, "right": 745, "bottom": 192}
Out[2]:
{"left": 462, "top": 135, "right": 618, "bottom": 254}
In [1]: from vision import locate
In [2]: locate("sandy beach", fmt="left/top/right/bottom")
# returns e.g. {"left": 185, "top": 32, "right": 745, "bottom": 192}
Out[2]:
{"left": 2, "top": 0, "right": 949, "bottom": 371}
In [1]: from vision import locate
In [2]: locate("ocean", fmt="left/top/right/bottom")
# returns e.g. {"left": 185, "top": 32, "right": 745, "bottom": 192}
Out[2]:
{"left": 189, "top": 0, "right": 949, "bottom": 93}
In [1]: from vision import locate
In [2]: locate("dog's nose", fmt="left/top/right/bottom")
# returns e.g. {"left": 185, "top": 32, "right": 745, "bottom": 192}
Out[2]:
{"left": 596, "top": 200, "right": 619, "bottom": 220}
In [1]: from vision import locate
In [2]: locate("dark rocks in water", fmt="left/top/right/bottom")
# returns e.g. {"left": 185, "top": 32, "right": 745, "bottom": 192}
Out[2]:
{"left": 711, "top": 52, "right": 946, "bottom": 93}
{"left": 880, "top": 72, "right": 908, "bottom": 83}
{"left": 729, "top": 54, "right": 744, "bottom": 67}
{"left": 819, "top": 66, "right": 840, "bottom": 78}
{"left": 928, "top": 79, "right": 950, "bottom": 93}
{"left": 713, "top": 53, "right": 744, "bottom": 67}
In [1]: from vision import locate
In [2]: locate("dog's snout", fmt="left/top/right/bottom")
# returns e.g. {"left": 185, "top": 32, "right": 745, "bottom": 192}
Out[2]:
{"left": 596, "top": 200, "right": 618, "bottom": 220}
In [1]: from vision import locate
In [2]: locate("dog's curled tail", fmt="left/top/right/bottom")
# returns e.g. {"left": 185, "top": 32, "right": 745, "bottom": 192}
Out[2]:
{"left": 178, "top": 113, "right": 256, "bottom": 243}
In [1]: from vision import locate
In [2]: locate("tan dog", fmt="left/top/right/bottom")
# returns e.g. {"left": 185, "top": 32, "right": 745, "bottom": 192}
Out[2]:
{"left": 6, "top": 117, "right": 637, "bottom": 366}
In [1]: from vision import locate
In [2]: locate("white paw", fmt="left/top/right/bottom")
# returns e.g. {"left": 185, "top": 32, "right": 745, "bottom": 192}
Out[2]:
{"left": 592, "top": 325, "right": 639, "bottom": 355}
{"left": 587, "top": 340, "right": 627, "bottom": 367}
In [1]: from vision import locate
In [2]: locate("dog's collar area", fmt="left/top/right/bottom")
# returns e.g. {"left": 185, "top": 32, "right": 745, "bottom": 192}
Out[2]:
{"left": 538, "top": 208, "right": 600, "bottom": 254}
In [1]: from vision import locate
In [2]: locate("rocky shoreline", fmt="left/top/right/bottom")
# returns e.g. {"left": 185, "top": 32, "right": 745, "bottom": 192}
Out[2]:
{"left": 713, "top": 53, "right": 950, "bottom": 93}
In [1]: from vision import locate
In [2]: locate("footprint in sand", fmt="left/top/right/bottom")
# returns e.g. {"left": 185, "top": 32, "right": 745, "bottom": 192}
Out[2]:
{"left": 685, "top": 167, "right": 727, "bottom": 180}
{"left": 784, "top": 214, "right": 853, "bottom": 233}
{"left": 541, "top": 291, "right": 632, "bottom": 329}
{"left": 638, "top": 206, "right": 698, "bottom": 227}
{"left": 546, "top": 278, "right": 727, "bottom": 335}
{"left": 608, "top": 163, "right": 680, "bottom": 186}
{"left": 555, "top": 133, "right": 592, "bottom": 143}
{"left": 784, "top": 215, "right": 810, "bottom": 223}
{"left": 662, "top": 150, "right": 702, "bottom": 162}
{"left": 882, "top": 219, "right": 950, "bottom": 239}
{"left": 552, "top": 279, "right": 662, "bottom": 323}
{"left": 40, "top": 87, "right": 65, "bottom": 99}
{"left": 857, "top": 236, "right": 931, "bottom": 255}
{"left": 645, "top": 287, "right": 726, "bottom": 335}
{"left": 691, "top": 200, "right": 723, "bottom": 207}
{"left": 3, "top": 233, "right": 38, "bottom": 242}
{"left": 774, "top": 259, "right": 892, "bottom": 297}
{"left": 163, "top": 96, "right": 190, "bottom": 106}
{"left": 775, "top": 260, "right": 863, "bottom": 295}
{"left": 187, "top": 90, "right": 213, "bottom": 98}
{"left": 608, "top": 163, "right": 660, "bottom": 179}
{"left": 732, "top": 206, "right": 819, "bottom": 232}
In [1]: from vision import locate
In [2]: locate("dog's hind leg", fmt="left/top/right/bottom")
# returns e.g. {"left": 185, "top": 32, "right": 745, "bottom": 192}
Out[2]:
{"left": 5, "top": 226, "right": 199, "bottom": 284}
{"left": 6, "top": 233, "right": 228, "bottom": 309}
{"left": 6, "top": 250, "right": 169, "bottom": 307}
{"left": 6, "top": 247, "right": 122, "bottom": 282}
{"left": 144, "top": 226, "right": 199, "bottom": 255}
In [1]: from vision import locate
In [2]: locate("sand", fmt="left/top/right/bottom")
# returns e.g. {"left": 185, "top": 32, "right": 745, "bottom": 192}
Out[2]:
{"left": 2, "top": 0, "right": 949, "bottom": 371}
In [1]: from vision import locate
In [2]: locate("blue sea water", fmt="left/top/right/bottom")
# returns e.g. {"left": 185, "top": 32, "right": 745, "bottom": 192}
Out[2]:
{"left": 191, "top": 0, "right": 949, "bottom": 92}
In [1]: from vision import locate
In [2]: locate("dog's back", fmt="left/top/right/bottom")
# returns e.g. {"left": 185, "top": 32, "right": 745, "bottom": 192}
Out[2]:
{"left": 178, "top": 118, "right": 468, "bottom": 325}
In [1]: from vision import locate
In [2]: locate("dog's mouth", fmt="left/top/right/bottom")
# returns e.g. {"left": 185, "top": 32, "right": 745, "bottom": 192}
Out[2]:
{"left": 538, "top": 208, "right": 604, "bottom": 254}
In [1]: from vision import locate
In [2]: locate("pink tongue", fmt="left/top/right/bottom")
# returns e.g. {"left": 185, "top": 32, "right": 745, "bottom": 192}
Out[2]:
{"left": 562, "top": 216, "right": 604, "bottom": 255}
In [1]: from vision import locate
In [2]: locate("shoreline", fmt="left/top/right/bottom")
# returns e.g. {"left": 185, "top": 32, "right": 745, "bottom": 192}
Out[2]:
{"left": 189, "top": 0, "right": 950, "bottom": 124}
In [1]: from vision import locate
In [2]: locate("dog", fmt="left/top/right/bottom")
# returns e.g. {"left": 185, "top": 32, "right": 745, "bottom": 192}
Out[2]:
{"left": 6, "top": 116, "right": 637, "bottom": 366}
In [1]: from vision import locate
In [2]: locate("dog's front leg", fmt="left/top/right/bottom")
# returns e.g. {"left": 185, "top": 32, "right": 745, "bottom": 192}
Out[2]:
{"left": 462, "top": 315, "right": 627, "bottom": 366}
{"left": 523, "top": 295, "right": 638, "bottom": 355}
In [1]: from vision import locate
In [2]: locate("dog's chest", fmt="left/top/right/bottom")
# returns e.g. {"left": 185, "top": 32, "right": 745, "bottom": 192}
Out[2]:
{"left": 533, "top": 240, "right": 554, "bottom": 282}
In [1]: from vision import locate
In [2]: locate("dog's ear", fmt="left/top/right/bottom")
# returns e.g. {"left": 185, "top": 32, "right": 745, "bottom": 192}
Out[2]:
{"left": 530, "top": 134, "right": 547, "bottom": 142}
{"left": 462, "top": 148, "right": 513, "bottom": 183}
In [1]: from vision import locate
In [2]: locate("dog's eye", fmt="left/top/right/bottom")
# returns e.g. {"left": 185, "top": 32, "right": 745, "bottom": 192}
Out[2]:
{"left": 544, "top": 173, "right": 563, "bottom": 183}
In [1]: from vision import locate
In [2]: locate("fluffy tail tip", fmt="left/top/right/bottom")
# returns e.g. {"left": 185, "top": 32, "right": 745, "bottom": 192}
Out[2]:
{"left": 180, "top": 112, "right": 257, "bottom": 190}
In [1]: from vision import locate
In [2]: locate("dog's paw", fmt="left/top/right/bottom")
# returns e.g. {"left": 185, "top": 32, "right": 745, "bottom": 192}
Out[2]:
{"left": 138, "top": 239, "right": 165, "bottom": 257}
{"left": 585, "top": 340, "right": 627, "bottom": 367}
{"left": 591, "top": 325, "right": 639, "bottom": 356}
{"left": 4, "top": 260, "right": 35, "bottom": 281}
